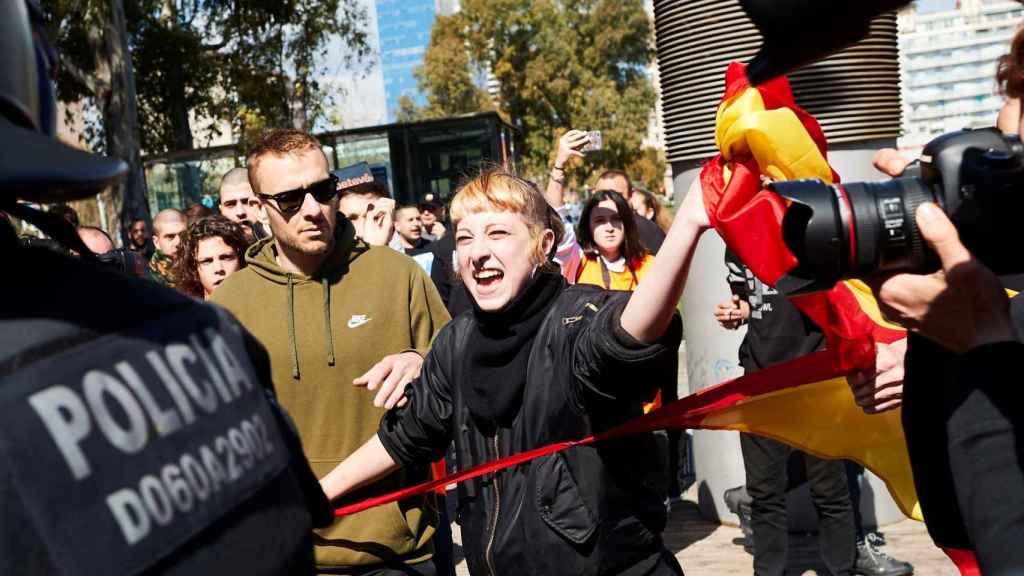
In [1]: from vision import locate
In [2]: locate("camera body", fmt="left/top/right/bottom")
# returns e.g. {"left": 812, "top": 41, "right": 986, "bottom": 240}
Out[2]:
{"left": 20, "top": 234, "right": 141, "bottom": 276}
{"left": 96, "top": 248, "right": 142, "bottom": 276}
{"left": 771, "top": 128, "right": 1024, "bottom": 294}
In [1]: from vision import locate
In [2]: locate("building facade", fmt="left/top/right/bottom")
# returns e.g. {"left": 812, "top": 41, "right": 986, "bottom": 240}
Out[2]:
{"left": 899, "top": 0, "right": 1024, "bottom": 150}
{"left": 375, "top": 0, "right": 461, "bottom": 122}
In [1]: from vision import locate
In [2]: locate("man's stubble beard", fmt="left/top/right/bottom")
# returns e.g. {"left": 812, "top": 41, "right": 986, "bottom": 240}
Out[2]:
{"left": 280, "top": 220, "right": 335, "bottom": 257}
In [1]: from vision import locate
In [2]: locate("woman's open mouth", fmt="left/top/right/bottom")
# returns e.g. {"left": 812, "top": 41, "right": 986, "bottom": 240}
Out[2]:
{"left": 473, "top": 268, "right": 504, "bottom": 291}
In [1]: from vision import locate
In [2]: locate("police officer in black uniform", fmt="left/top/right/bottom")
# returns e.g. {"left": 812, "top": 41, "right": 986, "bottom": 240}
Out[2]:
{"left": 0, "top": 2, "right": 331, "bottom": 574}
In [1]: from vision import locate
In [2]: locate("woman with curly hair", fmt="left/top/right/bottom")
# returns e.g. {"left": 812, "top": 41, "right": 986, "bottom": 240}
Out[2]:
{"left": 173, "top": 215, "right": 249, "bottom": 300}
{"left": 996, "top": 26, "right": 1024, "bottom": 134}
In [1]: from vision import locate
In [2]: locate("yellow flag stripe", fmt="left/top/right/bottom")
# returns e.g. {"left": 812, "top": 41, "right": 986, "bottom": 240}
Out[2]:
{"left": 699, "top": 377, "right": 922, "bottom": 521}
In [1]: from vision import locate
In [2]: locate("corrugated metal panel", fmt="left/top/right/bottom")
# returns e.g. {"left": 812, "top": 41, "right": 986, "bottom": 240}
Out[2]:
{"left": 654, "top": 0, "right": 901, "bottom": 163}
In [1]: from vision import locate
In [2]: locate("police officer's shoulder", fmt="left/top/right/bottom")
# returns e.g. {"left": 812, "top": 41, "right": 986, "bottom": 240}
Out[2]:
{"left": 10, "top": 246, "right": 194, "bottom": 322}
{"left": 2, "top": 246, "right": 198, "bottom": 364}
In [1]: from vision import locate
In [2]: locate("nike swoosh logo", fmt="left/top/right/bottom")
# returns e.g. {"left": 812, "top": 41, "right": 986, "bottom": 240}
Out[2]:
{"left": 347, "top": 315, "right": 371, "bottom": 329}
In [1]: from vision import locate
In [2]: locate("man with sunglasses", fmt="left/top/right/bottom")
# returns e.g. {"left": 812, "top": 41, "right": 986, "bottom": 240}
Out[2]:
{"left": 212, "top": 129, "right": 450, "bottom": 575}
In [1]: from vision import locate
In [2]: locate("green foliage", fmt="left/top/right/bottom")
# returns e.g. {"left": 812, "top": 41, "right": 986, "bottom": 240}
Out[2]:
{"left": 407, "top": 14, "right": 493, "bottom": 120}
{"left": 395, "top": 95, "right": 420, "bottom": 123}
{"left": 44, "top": 0, "right": 370, "bottom": 155}
{"left": 626, "top": 146, "right": 668, "bottom": 195}
{"left": 416, "top": 0, "right": 657, "bottom": 182}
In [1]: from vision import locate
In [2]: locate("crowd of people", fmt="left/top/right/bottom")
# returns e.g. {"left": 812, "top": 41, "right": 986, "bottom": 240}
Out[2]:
{"left": 4, "top": 0, "right": 1024, "bottom": 574}
{"left": 10, "top": 120, "right": 924, "bottom": 576}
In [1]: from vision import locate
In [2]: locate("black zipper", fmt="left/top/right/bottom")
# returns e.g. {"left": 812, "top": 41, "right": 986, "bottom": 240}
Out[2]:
{"left": 484, "top": 433, "right": 502, "bottom": 576}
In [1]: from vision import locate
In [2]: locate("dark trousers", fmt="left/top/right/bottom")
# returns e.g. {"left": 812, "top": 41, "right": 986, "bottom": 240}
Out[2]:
{"left": 741, "top": 433, "right": 855, "bottom": 576}
{"left": 844, "top": 461, "right": 868, "bottom": 543}
{"left": 946, "top": 354, "right": 1024, "bottom": 575}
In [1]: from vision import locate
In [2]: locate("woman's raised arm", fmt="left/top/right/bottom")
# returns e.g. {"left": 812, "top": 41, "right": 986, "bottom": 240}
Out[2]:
{"left": 620, "top": 178, "right": 711, "bottom": 343}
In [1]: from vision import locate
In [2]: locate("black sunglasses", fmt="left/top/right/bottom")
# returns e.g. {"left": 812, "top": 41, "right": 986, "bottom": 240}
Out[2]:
{"left": 259, "top": 175, "right": 338, "bottom": 216}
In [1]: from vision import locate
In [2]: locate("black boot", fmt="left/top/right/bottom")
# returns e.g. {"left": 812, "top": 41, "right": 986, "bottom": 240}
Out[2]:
{"left": 854, "top": 532, "right": 913, "bottom": 576}
{"left": 723, "top": 486, "right": 755, "bottom": 554}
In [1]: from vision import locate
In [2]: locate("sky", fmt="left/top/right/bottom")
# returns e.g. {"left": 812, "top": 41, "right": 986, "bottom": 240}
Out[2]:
{"left": 916, "top": 0, "right": 957, "bottom": 14}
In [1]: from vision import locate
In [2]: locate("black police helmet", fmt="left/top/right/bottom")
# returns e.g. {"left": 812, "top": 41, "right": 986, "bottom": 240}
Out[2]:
{"left": 0, "top": 0, "right": 127, "bottom": 203}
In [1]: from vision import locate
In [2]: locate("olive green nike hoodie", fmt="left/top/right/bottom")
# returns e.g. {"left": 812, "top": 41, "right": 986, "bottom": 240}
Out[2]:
{"left": 212, "top": 219, "right": 450, "bottom": 570}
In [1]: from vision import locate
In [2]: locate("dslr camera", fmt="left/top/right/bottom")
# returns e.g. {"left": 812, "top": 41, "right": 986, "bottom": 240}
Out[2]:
{"left": 96, "top": 248, "right": 142, "bottom": 276}
{"left": 771, "top": 128, "right": 1024, "bottom": 294}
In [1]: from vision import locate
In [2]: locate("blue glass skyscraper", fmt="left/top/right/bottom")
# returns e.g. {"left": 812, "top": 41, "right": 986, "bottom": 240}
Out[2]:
{"left": 375, "top": 0, "right": 437, "bottom": 121}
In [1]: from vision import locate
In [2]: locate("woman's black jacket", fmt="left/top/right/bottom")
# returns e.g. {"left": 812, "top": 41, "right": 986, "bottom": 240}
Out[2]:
{"left": 378, "top": 284, "right": 683, "bottom": 575}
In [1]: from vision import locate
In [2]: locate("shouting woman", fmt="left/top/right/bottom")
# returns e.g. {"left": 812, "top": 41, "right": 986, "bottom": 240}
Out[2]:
{"left": 319, "top": 169, "right": 710, "bottom": 575}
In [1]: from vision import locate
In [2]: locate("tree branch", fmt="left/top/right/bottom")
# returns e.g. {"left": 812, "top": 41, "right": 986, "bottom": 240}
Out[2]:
{"left": 62, "top": 59, "right": 99, "bottom": 96}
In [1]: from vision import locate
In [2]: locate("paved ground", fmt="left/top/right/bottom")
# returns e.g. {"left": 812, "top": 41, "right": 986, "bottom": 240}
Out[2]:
{"left": 451, "top": 492, "right": 956, "bottom": 575}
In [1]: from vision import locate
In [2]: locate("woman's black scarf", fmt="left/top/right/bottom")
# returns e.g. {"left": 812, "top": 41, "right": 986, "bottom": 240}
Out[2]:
{"left": 463, "top": 269, "right": 565, "bottom": 432}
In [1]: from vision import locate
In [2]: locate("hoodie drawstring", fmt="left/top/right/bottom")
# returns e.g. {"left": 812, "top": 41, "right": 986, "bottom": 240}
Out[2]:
{"left": 287, "top": 275, "right": 300, "bottom": 379}
{"left": 286, "top": 275, "right": 336, "bottom": 378}
{"left": 323, "top": 278, "right": 336, "bottom": 366}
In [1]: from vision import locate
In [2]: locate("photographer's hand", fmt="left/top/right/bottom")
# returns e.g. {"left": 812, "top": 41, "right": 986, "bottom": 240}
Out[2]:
{"left": 847, "top": 338, "right": 906, "bottom": 414}
{"left": 872, "top": 148, "right": 910, "bottom": 178}
{"left": 871, "top": 203, "right": 1016, "bottom": 353}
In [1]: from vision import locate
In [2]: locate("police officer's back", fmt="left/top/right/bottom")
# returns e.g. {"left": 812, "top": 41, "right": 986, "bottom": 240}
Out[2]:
{"left": 0, "top": 2, "right": 330, "bottom": 574}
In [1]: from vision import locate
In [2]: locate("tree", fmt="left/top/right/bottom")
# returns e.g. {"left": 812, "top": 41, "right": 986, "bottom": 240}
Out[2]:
{"left": 395, "top": 95, "right": 420, "bottom": 123}
{"left": 43, "top": 0, "right": 370, "bottom": 237}
{"left": 43, "top": 0, "right": 147, "bottom": 244}
{"left": 409, "top": 14, "right": 493, "bottom": 120}
{"left": 416, "top": 0, "right": 656, "bottom": 182}
{"left": 626, "top": 146, "right": 668, "bottom": 196}
{"left": 50, "top": 0, "right": 370, "bottom": 155}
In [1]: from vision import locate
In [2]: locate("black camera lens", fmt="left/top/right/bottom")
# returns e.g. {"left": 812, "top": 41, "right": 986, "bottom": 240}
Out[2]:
{"left": 844, "top": 179, "right": 935, "bottom": 277}
{"left": 765, "top": 129, "right": 1024, "bottom": 295}
{"left": 771, "top": 178, "right": 937, "bottom": 295}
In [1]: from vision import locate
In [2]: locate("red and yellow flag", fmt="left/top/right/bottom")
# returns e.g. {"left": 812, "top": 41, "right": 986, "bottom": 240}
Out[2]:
{"left": 697, "top": 60, "right": 916, "bottom": 516}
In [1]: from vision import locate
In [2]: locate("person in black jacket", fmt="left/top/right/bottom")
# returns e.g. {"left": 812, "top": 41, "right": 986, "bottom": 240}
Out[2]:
{"left": 717, "top": 251, "right": 857, "bottom": 576}
{"left": 0, "top": 3, "right": 330, "bottom": 574}
{"left": 873, "top": 203, "right": 1024, "bottom": 575}
{"left": 320, "top": 171, "right": 713, "bottom": 575}
{"left": 865, "top": 150, "right": 1024, "bottom": 575}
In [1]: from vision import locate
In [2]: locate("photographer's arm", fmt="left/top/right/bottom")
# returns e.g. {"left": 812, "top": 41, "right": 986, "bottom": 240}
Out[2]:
{"left": 872, "top": 203, "right": 1015, "bottom": 352}
{"left": 997, "top": 98, "right": 1021, "bottom": 135}
{"left": 846, "top": 338, "right": 906, "bottom": 414}
{"left": 839, "top": 147, "right": 1007, "bottom": 412}
{"left": 621, "top": 178, "right": 710, "bottom": 343}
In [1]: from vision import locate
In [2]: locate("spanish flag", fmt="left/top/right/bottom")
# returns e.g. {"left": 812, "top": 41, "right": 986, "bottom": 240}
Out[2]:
{"left": 697, "top": 61, "right": 979, "bottom": 575}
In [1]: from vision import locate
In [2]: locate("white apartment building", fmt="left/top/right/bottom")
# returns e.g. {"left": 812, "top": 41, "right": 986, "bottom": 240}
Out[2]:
{"left": 899, "top": 0, "right": 1024, "bottom": 150}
